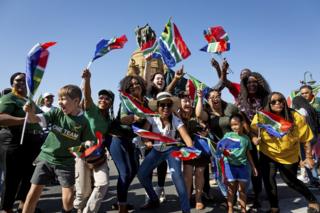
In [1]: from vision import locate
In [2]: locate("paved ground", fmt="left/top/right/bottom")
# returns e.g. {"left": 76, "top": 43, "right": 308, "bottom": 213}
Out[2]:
{"left": 3, "top": 159, "right": 320, "bottom": 213}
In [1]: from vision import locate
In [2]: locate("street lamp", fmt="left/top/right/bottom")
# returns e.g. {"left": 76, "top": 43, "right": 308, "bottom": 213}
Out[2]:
{"left": 300, "top": 71, "right": 316, "bottom": 85}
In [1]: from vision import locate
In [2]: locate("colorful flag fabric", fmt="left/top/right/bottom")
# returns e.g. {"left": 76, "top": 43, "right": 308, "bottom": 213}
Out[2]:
{"left": 158, "top": 19, "right": 191, "bottom": 68}
{"left": 187, "top": 74, "right": 211, "bottom": 106}
{"left": 132, "top": 126, "right": 176, "bottom": 143}
{"left": 217, "top": 137, "right": 242, "bottom": 152}
{"left": 140, "top": 38, "right": 161, "bottom": 59}
{"left": 120, "top": 91, "right": 159, "bottom": 118}
{"left": 193, "top": 134, "right": 214, "bottom": 156}
{"left": 69, "top": 131, "right": 103, "bottom": 158}
{"left": 171, "top": 147, "right": 201, "bottom": 161}
{"left": 91, "top": 35, "right": 127, "bottom": 62}
{"left": 26, "top": 42, "right": 56, "bottom": 97}
{"left": 201, "top": 26, "right": 230, "bottom": 54}
{"left": 257, "top": 110, "right": 293, "bottom": 138}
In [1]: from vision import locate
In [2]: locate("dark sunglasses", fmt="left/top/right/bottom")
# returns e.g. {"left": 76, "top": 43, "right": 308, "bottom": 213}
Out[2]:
{"left": 129, "top": 82, "right": 140, "bottom": 89}
{"left": 158, "top": 102, "right": 173, "bottom": 108}
{"left": 270, "top": 99, "right": 284, "bottom": 105}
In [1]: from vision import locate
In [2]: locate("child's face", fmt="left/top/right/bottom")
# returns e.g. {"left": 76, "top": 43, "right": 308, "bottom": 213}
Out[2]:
{"left": 58, "top": 95, "right": 80, "bottom": 115}
{"left": 230, "top": 117, "right": 243, "bottom": 134}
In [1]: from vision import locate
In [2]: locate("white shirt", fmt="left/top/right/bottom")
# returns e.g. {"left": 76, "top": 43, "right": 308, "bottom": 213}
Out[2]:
{"left": 147, "top": 114, "right": 184, "bottom": 152}
{"left": 40, "top": 105, "right": 57, "bottom": 113}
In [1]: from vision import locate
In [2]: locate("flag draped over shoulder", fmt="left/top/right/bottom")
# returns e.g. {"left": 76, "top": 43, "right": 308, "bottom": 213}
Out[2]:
{"left": 91, "top": 35, "right": 127, "bottom": 62}
{"left": 132, "top": 126, "right": 176, "bottom": 143}
{"left": 26, "top": 42, "right": 56, "bottom": 97}
{"left": 257, "top": 110, "right": 293, "bottom": 138}
{"left": 119, "top": 91, "right": 159, "bottom": 117}
{"left": 200, "top": 26, "right": 230, "bottom": 54}
{"left": 158, "top": 19, "right": 191, "bottom": 68}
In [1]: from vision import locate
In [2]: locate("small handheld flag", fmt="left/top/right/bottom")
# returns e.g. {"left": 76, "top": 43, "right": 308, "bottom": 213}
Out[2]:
{"left": 171, "top": 147, "right": 201, "bottom": 161}
{"left": 87, "top": 35, "right": 127, "bottom": 69}
{"left": 132, "top": 126, "right": 176, "bottom": 143}
{"left": 200, "top": 26, "right": 230, "bottom": 54}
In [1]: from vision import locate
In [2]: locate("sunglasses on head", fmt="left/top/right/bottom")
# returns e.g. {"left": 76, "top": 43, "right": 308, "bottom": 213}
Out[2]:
{"left": 270, "top": 99, "right": 284, "bottom": 105}
{"left": 158, "top": 102, "right": 173, "bottom": 108}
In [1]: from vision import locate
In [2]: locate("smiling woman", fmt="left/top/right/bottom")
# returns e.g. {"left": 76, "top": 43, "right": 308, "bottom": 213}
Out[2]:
{"left": 0, "top": 72, "right": 43, "bottom": 212}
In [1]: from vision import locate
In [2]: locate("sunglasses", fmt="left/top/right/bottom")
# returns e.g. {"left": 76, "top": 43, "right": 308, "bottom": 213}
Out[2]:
{"left": 129, "top": 82, "right": 140, "bottom": 89}
{"left": 270, "top": 99, "right": 284, "bottom": 105}
{"left": 158, "top": 102, "right": 173, "bottom": 108}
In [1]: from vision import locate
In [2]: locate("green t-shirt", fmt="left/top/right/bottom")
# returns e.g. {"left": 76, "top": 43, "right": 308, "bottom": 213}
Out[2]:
{"left": 38, "top": 108, "right": 94, "bottom": 166}
{"left": 222, "top": 132, "right": 252, "bottom": 166}
{"left": 0, "top": 93, "right": 42, "bottom": 131}
{"left": 84, "top": 104, "right": 111, "bottom": 137}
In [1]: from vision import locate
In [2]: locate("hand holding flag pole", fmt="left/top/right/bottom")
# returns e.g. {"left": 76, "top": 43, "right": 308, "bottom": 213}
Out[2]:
{"left": 20, "top": 42, "right": 56, "bottom": 145}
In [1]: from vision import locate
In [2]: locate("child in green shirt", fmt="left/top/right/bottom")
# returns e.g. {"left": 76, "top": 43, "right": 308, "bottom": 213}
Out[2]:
{"left": 22, "top": 84, "right": 93, "bottom": 213}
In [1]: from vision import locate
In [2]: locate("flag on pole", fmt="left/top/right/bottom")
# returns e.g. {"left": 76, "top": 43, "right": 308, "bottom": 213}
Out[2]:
{"left": 119, "top": 91, "right": 159, "bottom": 117}
{"left": 132, "top": 126, "right": 176, "bottom": 143}
{"left": 256, "top": 110, "right": 293, "bottom": 138}
{"left": 157, "top": 18, "right": 191, "bottom": 68}
{"left": 26, "top": 42, "right": 56, "bottom": 98}
{"left": 140, "top": 38, "right": 161, "bottom": 59}
{"left": 187, "top": 74, "right": 210, "bottom": 106}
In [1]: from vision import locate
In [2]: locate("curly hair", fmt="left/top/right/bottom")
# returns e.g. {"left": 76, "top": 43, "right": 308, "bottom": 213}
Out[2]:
{"left": 264, "top": 92, "right": 294, "bottom": 123}
{"left": 238, "top": 72, "right": 271, "bottom": 107}
{"left": 119, "top": 75, "right": 147, "bottom": 97}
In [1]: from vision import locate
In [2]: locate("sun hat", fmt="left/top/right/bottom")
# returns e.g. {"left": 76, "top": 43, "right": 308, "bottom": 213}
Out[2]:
{"left": 148, "top": 91, "right": 180, "bottom": 112}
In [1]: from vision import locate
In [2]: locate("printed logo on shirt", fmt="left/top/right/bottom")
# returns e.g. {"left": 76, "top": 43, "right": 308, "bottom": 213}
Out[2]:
{"left": 52, "top": 124, "right": 79, "bottom": 141}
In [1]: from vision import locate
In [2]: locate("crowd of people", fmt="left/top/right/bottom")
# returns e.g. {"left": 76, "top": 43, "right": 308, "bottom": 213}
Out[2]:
{"left": 1, "top": 31, "right": 320, "bottom": 213}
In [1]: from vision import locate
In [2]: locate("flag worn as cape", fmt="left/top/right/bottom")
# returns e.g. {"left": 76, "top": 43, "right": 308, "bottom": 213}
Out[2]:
{"left": 26, "top": 42, "right": 56, "bottom": 98}
{"left": 119, "top": 90, "right": 159, "bottom": 118}
{"left": 158, "top": 18, "right": 191, "bottom": 68}
{"left": 257, "top": 110, "right": 293, "bottom": 138}
{"left": 132, "top": 126, "right": 176, "bottom": 143}
{"left": 91, "top": 35, "right": 127, "bottom": 62}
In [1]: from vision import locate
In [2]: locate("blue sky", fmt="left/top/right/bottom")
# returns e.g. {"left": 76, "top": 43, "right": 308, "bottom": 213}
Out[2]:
{"left": 0, "top": 0, "right": 319, "bottom": 108}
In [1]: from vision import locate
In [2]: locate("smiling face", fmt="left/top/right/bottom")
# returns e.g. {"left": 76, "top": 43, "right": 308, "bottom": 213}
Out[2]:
{"left": 300, "top": 87, "right": 313, "bottom": 102}
{"left": 157, "top": 99, "right": 173, "bottom": 118}
{"left": 129, "top": 78, "right": 142, "bottom": 98}
{"left": 153, "top": 73, "right": 165, "bottom": 90}
{"left": 44, "top": 96, "right": 54, "bottom": 107}
{"left": 208, "top": 90, "right": 222, "bottom": 109}
{"left": 58, "top": 95, "right": 80, "bottom": 115}
{"left": 269, "top": 93, "right": 285, "bottom": 115}
{"left": 180, "top": 96, "right": 193, "bottom": 113}
{"left": 97, "top": 94, "right": 112, "bottom": 110}
{"left": 230, "top": 117, "right": 243, "bottom": 134}
{"left": 246, "top": 76, "right": 259, "bottom": 95}
{"left": 12, "top": 74, "right": 27, "bottom": 96}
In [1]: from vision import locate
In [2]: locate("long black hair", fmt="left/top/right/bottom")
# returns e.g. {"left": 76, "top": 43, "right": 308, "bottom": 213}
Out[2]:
{"left": 119, "top": 75, "right": 146, "bottom": 97}
{"left": 264, "top": 92, "right": 294, "bottom": 123}
{"left": 292, "top": 95, "right": 319, "bottom": 135}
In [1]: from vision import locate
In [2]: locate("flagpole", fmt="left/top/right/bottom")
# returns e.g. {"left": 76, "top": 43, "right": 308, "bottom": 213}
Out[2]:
{"left": 215, "top": 54, "right": 234, "bottom": 74}
{"left": 20, "top": 112, "right": 28, "bottom": 145}
{"left": 86, "top": 61, "right": 93, "bottom": 70}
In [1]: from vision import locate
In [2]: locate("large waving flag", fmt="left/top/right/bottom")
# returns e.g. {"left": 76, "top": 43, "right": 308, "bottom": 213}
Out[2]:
{"left": 132, "top": 126, "right": 176, "bottom": 143}
{"left": 200, "top": 26, "right": 230, "bottom": 54}
{"left": 257, "top": 110, "right": 293, "bottom": 138}
{"left": 88, "top": 35, "right": 127, "bottom": 68}
{"left": 140, "top": 38, "right": 161, "bottom": 60}
{"left": 171, "top": 147, "right": 201, "bottom": 161}
{"left": 26, "top": 42, "right": 56, "bottom": 98}
{"left": 120, "top": 91, "right": 159, "bottom": 117}
{"left": 158, "top": 18, "right": 191, "bottom": 68}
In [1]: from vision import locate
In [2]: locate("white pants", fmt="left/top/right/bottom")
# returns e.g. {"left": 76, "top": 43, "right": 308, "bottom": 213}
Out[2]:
{"left": 74, "top": 157, "right": 109, "bottom": 213}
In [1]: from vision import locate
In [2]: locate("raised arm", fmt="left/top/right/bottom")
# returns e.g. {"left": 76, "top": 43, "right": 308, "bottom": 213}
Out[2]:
{"left": 81, "top": 69, "right": 94, "bottom": 110}
{"left": 177, "top": 125, "right": 193, "bottom": 147}
{"left": 195, "top": 89, "right": 208, "bottom": 121}
{"left": 165, "top": 66, "right": 185, "bottom": 93}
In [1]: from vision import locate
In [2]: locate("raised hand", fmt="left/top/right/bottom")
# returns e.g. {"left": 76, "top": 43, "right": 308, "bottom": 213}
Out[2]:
{"left": 81, "top": 69, "right": 91, "bottom": 79}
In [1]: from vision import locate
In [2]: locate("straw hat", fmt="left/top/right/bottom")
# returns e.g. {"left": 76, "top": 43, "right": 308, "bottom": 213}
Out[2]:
{"left": 148, "top": 92, "right": 180, "bottom": 112}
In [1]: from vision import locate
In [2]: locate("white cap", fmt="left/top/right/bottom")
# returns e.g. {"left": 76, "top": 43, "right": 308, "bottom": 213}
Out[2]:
{"left": 43, "top": 92, "right": 54, "bottom": 98}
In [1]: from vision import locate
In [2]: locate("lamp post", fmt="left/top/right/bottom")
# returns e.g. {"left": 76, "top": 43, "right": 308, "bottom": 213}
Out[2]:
{"left": 300, "top": 71, "right": 316, "bottom": 85}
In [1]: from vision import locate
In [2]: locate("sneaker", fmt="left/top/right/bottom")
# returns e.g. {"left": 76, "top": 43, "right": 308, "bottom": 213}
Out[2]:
{"left": 297, "top": 175, "right": 309, "bottom": 183}
{"left": 155, "top": 187, "right": 166, "bottom": 203}
{"left": 140, "top": 199, "right": 160, "bottom": 210}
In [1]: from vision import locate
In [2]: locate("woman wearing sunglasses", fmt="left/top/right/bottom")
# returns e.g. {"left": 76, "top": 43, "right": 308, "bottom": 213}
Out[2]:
{"left": 137, "top": 92, "right": 193, "bottom": 213}
{"left": 251, "top": 92, "right": 319, "bottom": 213}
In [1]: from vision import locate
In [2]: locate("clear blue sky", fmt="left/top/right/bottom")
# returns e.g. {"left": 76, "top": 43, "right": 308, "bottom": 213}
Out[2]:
{"left": 1, "top": 0, "right": 319, "bottom": 107}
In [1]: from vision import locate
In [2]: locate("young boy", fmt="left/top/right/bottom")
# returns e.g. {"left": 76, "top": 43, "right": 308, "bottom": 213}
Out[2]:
{"left": 22, "top": 85, "right": 94, "bottom": 213}
{"left": 218, "top": 113, "right": 257, "bottom": 213}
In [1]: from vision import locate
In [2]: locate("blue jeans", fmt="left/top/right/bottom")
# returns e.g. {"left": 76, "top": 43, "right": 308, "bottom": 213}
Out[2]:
{"left": 107, "top": 136, "right": 139, "bottom": 203}
{"left": 137, "top": 147, "right": 190, "bottom": 212}
{"left": 300, "top": 143, "right": 319, "bottom": 184}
